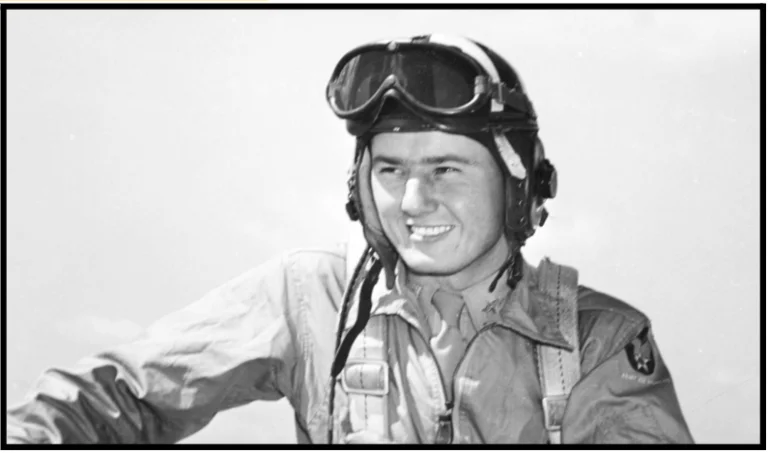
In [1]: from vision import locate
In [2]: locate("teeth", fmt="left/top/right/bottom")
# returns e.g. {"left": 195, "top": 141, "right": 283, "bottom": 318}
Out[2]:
{"left": 411, "top": 225, "right": 453, "bottom": 237}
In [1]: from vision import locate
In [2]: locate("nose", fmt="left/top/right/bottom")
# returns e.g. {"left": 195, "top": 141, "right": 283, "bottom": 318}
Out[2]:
{"left": 400, "top": 177, "right": 438, "bottom": 217}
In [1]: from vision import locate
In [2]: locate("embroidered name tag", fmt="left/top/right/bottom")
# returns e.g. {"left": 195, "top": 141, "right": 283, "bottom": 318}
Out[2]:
{"left": 340, "top": 359, "right": 389, "bottom": 396}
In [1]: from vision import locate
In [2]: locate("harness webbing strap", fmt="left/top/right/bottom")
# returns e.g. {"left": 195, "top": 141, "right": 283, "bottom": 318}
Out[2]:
{"left": 535, "top": 257, "right": 581, "bottom": 444}
{"left": 340, "top": 316, "right": 390, "bottom": 439}
{"left": 337, "top": 226, "right": 391, "bottom": 440}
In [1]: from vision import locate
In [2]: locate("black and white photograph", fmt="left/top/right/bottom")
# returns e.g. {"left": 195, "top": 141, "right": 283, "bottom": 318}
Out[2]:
{"left": 3, "top": 5, "right": 763, "bottom": 445}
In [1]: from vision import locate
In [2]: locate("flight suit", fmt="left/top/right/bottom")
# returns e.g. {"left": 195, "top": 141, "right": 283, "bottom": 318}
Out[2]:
{"left": 7, "top": 244, "right": 694, "bottom": 444}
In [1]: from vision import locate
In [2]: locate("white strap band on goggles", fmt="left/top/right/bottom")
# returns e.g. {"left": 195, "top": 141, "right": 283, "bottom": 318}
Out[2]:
{"left": 426, "top": 34, "right": 504, "bottom": 113}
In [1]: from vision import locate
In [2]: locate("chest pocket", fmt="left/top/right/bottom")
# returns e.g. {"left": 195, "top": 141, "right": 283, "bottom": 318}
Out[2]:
{"left": 339, "top": 315, "right": 391, "bottom": 439}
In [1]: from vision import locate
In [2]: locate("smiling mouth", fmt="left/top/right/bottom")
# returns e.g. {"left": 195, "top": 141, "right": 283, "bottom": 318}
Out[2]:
{"left": 408, "top": 224, "right": 455, "bottom": 241}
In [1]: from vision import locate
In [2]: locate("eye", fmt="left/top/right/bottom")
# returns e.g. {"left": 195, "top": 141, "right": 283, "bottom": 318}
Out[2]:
{"left": 434, "top": 166, "right": 460, "bottom": 176}
{"left": 377, "top": 166, "right": 404, "bottom": 177}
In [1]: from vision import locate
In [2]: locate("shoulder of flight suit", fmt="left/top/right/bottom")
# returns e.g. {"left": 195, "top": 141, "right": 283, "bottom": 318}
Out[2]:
{"left": 563, "top": 285, "right": 694, "bottom": 443}
{"left": 575, "top": 285, "right": 650, "bottom": 376}
{"left": 281, "top": 243, "right": 347, "bottom": 280}
{"left": 281, "top": 243, "right": 347, "bottom": 310}
{"left": 282, "top": 243, "right": 347, "bottom": 265}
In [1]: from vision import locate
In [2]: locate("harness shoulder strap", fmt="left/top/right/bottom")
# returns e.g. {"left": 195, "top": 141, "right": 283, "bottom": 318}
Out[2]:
{"left": 535, "top": 257, "right": 581, "bottom": 444}
{"left": 337, "top": 224, "right": 391, "bottom": 440}
{"left": 339, "top": 316, "right": 391, "bottom": 439}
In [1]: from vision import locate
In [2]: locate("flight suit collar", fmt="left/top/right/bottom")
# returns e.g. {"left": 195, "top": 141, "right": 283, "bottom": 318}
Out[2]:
{"left": 366, "top": 258, "right": 575, "bottom": 351}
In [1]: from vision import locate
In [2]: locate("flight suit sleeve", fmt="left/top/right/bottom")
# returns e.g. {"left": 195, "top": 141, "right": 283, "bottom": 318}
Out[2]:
{"left": 561, "top": 298, "right": 694, "bottom": 444}
{"left": 6, "top": 253, "right": 300, "bottom": 444}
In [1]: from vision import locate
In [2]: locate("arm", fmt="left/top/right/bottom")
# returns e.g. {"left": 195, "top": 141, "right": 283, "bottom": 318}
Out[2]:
{"left": 6, "top": 253, "right": 299, "bottom": 444}
{"left": 562, "top": 290, "right": 694, "bottom": 444}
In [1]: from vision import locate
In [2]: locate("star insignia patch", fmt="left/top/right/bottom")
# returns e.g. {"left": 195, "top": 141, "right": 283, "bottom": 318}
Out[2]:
{"left": 625, "top": 327, "right": 655, "bottom": 375}
{"left": 481, "top": 298, "right": 505, "bottom": 325}
{"left": 482, "top": 298, "right": 504, "bottom": 315}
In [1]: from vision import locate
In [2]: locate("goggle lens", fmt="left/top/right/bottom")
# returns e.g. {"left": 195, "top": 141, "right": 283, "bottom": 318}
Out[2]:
{"left": 330, "top": 47, "right": 480, "bottom": 112}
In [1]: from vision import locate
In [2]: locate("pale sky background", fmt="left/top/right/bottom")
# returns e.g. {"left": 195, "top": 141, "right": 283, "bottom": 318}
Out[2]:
{"left": 5, "top": 9, "right": 761, "bottom": 444}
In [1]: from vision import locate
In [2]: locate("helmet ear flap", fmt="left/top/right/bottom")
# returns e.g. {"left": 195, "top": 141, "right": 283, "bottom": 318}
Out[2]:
{"left": 345, "top": 198, "right": 360, "bottom": 221}
{"left": 345, "top": 141, "right": 365, "bottom": 222}
{"left": 503, "top": 176, "right": 529, "bottom": 241}
{"left": 500, "top": 133, "right": 557, "bottom": 241}
{"left": 345, "top": 137, "right": 398, "bottom": 289}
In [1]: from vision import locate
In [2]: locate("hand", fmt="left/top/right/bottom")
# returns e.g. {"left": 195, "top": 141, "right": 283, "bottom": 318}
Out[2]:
{"left": 343, "top": 431, "right": 395, "bottom": 444}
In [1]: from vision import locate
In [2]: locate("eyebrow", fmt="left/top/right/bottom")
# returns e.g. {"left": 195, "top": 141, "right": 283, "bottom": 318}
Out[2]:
{"left": 371, "top": 154, "right": 477, "bottom": 166}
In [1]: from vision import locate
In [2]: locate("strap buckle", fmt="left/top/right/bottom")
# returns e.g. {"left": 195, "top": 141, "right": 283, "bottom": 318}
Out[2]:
{"left": 340, "top": 359, "right": 390, "bottom": 396}
{"left": 494, "top": 82, "right": 536, "bottom": 117}
{"left": 542, "top": 395, "right": 568, "bottom": 431}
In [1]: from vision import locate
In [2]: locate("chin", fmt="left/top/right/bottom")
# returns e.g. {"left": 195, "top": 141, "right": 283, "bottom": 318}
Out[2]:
{"left": 399, "top": 249, "right": 462, "bottom": 276}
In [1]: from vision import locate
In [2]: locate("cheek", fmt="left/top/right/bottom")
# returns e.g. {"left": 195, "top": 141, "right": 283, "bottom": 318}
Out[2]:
{"left": 447, "top": 183, "right": 498, "bottom": 215}
{"left": 370, "top": 176, "right": 401, "bottom": 217}
{"left": 448, "top": 182, "right": 505, "bottom": 232}
{"left": 480, "top": 173, "right": 506, "bottom": 218}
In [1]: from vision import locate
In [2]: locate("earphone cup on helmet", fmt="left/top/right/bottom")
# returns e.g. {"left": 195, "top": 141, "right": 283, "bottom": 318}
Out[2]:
{"left": 529, "top": 199, "right": 545, "bottom": 230}
{"left": 527, "top": 137, "right": 556, "bottom": 230}
{"left": 511, "top": 134, "right": 555, "bottom": 238}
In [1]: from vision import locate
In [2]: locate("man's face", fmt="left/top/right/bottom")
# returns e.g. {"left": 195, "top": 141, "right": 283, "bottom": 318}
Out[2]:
{"left": 370, "top": 131, "right": 507, "bottom": 285}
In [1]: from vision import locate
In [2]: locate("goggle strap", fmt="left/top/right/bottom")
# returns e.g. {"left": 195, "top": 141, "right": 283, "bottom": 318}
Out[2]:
{"left": 493, "top": 130, "right": 528, "bottom": 180}
{"left": 494, "top": 83, "right": 536, "bottom": 117}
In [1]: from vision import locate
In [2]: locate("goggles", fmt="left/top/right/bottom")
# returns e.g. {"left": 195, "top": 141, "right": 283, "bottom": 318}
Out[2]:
{"left": 326, "top": 34, "right": 537, "bottom": 133}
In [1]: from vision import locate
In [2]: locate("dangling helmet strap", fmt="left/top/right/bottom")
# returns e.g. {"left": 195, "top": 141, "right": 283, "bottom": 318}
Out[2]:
{"left": 326, "top": 249, "right": 382, "bottom": 444}
{"left": 330, "top": 256, "right": 382, "bottom": 379}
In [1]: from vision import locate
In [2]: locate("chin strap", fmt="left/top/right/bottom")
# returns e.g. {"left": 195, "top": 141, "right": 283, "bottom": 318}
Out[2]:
{"left": 488, "top": 242, "right": 525, "bottom": 293}
{"left": 331, "top": 258, "right": 382, "bottom": 378}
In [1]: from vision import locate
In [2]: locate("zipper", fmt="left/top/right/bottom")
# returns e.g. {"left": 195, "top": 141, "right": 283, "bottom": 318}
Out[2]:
{"left": 445, "top": 324, "right": 496, "bottom": 443}
{"left": 391, "top": 309, "right": 507, "bottom": 443}
{"left": 418, "top": 320, "right": 497, "bottom": 444}
{"left": 404, "top": 320, "right": 454, "bottom": 443}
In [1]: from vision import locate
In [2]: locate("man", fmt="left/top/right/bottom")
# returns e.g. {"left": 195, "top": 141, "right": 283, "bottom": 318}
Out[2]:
{"left": 6, "top": 34, "right": 693, "bottom": 444}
